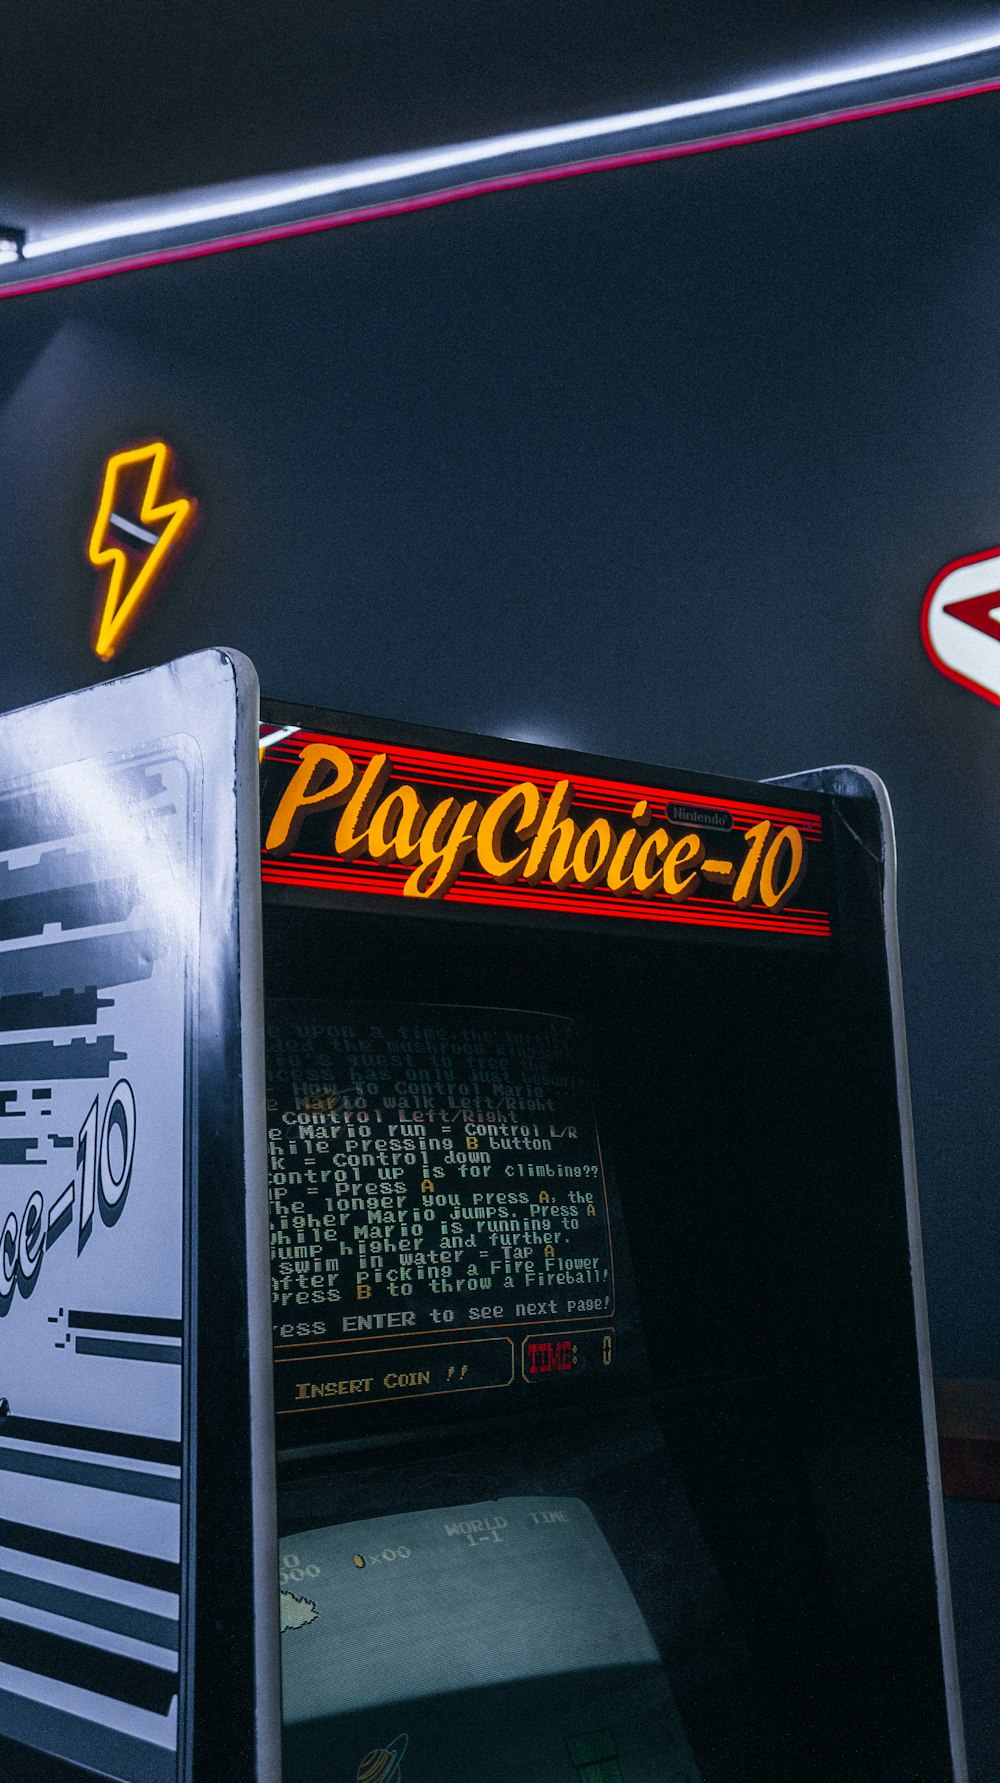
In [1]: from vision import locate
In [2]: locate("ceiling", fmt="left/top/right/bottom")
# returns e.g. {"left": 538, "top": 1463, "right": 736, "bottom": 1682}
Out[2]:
{"left": 4, "top": 0, "right": 999, "bottom": 229}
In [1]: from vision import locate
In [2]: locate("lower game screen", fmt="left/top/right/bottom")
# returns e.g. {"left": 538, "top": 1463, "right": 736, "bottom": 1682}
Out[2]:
{"left": 267, "top": 999, "right": 740, "bottom": 1783}
{"left": 257, "top": 877, "right": 956, "bottom": 1783}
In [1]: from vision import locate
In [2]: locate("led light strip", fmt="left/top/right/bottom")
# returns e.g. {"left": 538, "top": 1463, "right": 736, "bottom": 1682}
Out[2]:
{"left": 4, "top": 28, "right": 1000, "bottom": 296}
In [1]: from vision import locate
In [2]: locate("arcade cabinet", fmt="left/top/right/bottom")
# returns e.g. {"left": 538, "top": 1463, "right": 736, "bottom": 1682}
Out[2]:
{"left": 0, "top": 652, "right": 966, "bottom": 1783}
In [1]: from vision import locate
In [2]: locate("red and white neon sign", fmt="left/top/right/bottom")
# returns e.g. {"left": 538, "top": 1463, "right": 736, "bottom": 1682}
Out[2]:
{"left": 922, "top": 546, "right": 1000, "bottom": 709}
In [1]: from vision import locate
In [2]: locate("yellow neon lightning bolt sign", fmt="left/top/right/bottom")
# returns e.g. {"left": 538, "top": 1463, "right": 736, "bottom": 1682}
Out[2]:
{"left": 88, "top": 441, "right": 196, "bottom": 661}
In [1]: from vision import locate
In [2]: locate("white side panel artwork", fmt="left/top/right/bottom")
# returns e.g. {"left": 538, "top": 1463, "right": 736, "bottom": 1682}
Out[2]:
{"left": 0, "top": 650, "right": 272, "bottom": 1783}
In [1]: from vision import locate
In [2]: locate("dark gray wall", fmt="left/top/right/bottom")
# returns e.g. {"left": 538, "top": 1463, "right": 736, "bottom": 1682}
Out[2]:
{"left": 2, "top": 91, "right": 998, "bottom": 1377}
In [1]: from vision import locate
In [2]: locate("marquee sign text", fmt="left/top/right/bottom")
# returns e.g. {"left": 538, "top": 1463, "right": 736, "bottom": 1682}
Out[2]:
{"left": 259, "top": 730, "right": 830, "bottom": 939}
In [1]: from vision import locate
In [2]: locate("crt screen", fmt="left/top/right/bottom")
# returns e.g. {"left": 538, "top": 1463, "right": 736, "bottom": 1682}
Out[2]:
{"left": 267, "top": 1000, "right": 633, "bottom": 1430}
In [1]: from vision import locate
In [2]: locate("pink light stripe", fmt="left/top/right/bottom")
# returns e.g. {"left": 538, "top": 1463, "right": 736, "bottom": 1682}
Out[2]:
{"left": 283, "top": 848, "right": 830, "bottom": 919}
{"left": 261, "top": 878, "right": 830, "bottom": 936}
{"left": 276, "top": 867, "right": 831, "bottom": 927}
{"left": 3, "top": 74, "right": 1000, "bottom": 302}
{"left": 260, "top": 861, "right": 831, "bottom": 934}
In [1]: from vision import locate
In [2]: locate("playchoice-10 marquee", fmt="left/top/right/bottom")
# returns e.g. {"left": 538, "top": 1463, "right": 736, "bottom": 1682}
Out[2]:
{"left": 258, "top": 724, "right": 831, "bottom": 940}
